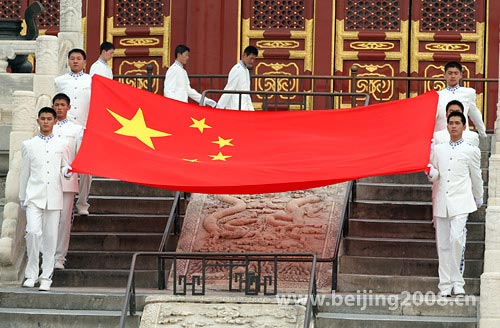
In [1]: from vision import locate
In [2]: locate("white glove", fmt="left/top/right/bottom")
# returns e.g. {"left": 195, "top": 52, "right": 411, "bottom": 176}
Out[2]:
{"left": 479, "top": 131, "right": 487, "bottom": 139}
{"left": 475, "top": 197, "right": 483, "bottom": 208}
{"left": 19, "top": 200, "right": 26, "bottom": 210}
{"left": 204, "top": 98, "right": 217, "bottom": 108}
{"left": 426, "top": 164, "right": 438, "bottom": 180}
{"left": 63, "top": 165, "right": 73, "bottom": 179}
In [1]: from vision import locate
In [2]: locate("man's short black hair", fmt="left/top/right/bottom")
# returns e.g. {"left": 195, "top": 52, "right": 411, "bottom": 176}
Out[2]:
{"left": 38, "top": 107, "right": 57, "bottom": 119}
{"left": 52, "top": 93, "right": 71, "bottom": 105}
{"left": 100, "top": 41, "right": 115, "bottom": 53}
{"left": 447, "top": 111, "right": 466, "bottom": 125}
{"left": 446, "top": 100, "right": 464, "bottom": 113}
{"left": 244, "top": 45, "right": 258, "bottom": 56}
{"left": 444, "top": 61, "right": 462, "bottom": 72}
{"left": 175, "top": 45, "right": 190, "bottom": 57}
{"left": 68, "top": 48, "right": 87, "bottom": 60}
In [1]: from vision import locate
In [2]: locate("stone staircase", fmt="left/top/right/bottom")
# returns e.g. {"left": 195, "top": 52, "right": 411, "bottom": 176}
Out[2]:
{"left": 318, "top": 137, "right": 491, "bottom": 327}
{"left": 52, "top": 177, "right": 186, "bottom": 288}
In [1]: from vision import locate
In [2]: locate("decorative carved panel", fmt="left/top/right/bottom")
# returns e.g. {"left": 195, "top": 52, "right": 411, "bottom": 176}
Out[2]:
{"left": 251, "top": 0, "right": 305, "bottom": 29}
{"left": 36, "top": 0, "right": 60, "bottom": 30}
{"left": 345, "top": 0, "right": 401, "bottom": 31}
{"left": 420, "top": 0, "right": 476, "bottom": 32}
{"left": 0, "top": 0, "right": 22, "bottom": 19}
{"left": 114, "top": 0, "right": 164, "bottom": 27}
{"left": 117, "top": 59, "right": 161, "bottom": 93}
{"left": 254, "top": 62, "right": 299, "bottom": 100}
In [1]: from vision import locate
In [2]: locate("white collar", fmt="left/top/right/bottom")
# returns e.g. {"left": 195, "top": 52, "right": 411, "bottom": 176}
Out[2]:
{"left": 57, "top": 118, "right": 69, "bottom": 126}
{"left": 98, "top": 58, "right": 108, "bottom": 65}
{"left": 173, "top": 60, "right": 184, "bottom": 68}
{"left": 69, "top": 71, "right": 85, "bottom": 78}
{"left": 449, "top": 138, "right": 464, "bottom": 147}
{"left": 38, "top": 133, "right": 54, "bottom": 141}
{"left": 446, "top": 85, "right": 460, "bottom": 93}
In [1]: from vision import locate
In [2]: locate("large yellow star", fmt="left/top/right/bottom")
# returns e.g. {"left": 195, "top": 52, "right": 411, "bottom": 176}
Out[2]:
{"left": 209, "top": 152, "right": 232, "bottom": 161}
{"left": 212, "top": 136, "right": 234, "bottom": 148}
{"left": 190, "top": 117, "right": 212, "bottom": 133}
{"left": 107, "top": 108, "right": 171, "bottom": 149}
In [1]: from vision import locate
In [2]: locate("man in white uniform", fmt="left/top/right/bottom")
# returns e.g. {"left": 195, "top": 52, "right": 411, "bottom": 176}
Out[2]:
{"left": 52, "top": 93, "right": 83, "bottom": 270}
{"left": 163, "top": 44, "right": 217, "bottom": 107}
{"left": 433, "top": 100, "right": 479, "bottom": 147}
{"left": 427, "top": 111, "right": 483, "bottom": 297}
{"left": 19, "top": 107, "right": 72, "bottom": 291}
{"left": 435, "top": 61, "right": 487, "bottom": 138}
{"left": 55, "top": 49, "right": 92, "bottom": 215}
{"left": 89, "top": 41, "right": 114, "bottom": 79}
{"left": 217, "top": 45, "right": 258, "bottom": 111}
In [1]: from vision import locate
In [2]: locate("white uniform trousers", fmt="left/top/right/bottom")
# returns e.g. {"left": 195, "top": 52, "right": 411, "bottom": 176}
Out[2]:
{"left": 435, "top": 213, "right": 468, "bottom": 292}
{"left": 55, "top": 192, "right": 76, "bottom": 263}
{"left": 76, "top": 174, "right": 92, "bottom": 212}
{"left": 24, "top": 205, "right": 60, "bottom": 283}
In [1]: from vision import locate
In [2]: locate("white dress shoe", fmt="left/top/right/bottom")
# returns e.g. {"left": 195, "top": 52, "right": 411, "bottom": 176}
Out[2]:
{"left": 54, "top": 260, "right": 65, "bottom": 270}
{"left": 453, "top": 286, "right": 466, "bottom": 296}
{"left": 39, "top": 280, "right": 52, "bottom": 291}
{"left": 77, "top": 209, "right": 89, "bottom": 216}
{"left": 22, "top": 278, "right": 38, "bottom": 288}
{"left": 439, "top": 289, "right": 452, "bottom": 297}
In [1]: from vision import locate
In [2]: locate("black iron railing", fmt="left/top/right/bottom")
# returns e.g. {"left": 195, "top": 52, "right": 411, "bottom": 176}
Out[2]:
{"left": 119, "top": 252, "right": 318, "bottom": 328}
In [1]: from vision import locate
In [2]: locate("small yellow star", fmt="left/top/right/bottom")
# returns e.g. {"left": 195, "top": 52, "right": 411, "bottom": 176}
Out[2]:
{"left": 107, "top": 108, "right": 171, "bottom": 149}
{"left": 209, "top": 152, "right": 232, "bottom": 161}
{"left": 189, "top": 117, "right": 212, "bottom": 133}
{"left": 212, "top": 136, "right": 234, "bottom": 148}
{"left": 183, "top": 158, "right": 199, "bottom": 163}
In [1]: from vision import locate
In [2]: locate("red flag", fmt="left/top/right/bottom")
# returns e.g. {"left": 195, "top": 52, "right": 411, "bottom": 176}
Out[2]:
{"left": 71, "top": 75, "right": 437, "bottom": 194}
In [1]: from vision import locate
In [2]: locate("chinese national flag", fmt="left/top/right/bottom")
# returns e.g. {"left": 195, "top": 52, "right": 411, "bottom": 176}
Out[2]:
{"left": 71, "top": 75, "right": 437, "bottom": 194}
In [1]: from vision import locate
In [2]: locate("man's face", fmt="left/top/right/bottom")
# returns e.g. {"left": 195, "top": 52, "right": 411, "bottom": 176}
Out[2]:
{"left": 444, "top": 67, "right": 462, "bottom": 87}
{"left": 177, "top": 51, "right": 190, "bottom": 65}
{"left": 242, "top": 53, "right": 257, "bottom": 69}
{"left": 446, "top": 104, "right": 463, "bottom": 117}
{"left": 447, "top": 116, "right": 466, "bottom": 140}
{"left": 37, "top": 112, "right": 56, "bottom": 135}
{"left": 53, "top": 99, "right": 71, "bottom": 120}
{"left": 68, "top": 52, "right": 86, "bottom": 73}
{"left": 101, "top": 49, "right": 114, "bottom": 62}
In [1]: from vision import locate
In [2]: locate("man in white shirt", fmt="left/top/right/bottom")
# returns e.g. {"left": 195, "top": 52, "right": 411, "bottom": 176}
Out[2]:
{"left": 217, "top": 46, "right": 259, "bottom": 111}
{"left": 19, "top": 107, "right": 72, "bottom": 291}
{"left": 427, "top": 111, "right": 483, "bottom": 297}
{"left": 433, "top": 100, "right": 479, "bottom": 147}
{"left": 89, "top": 41, "right": 114, "bottom": 79}
{"left": 52, "top": 93, "right": 84, "bottom": 270}
{"left": 435, "top": 61, "right": 487, "bottom": 138}
{"left": 55, "top": 49, "right": 92, "bottom": 215}
{"left": 163, "top": 44, "right": 216, "bottom": 107}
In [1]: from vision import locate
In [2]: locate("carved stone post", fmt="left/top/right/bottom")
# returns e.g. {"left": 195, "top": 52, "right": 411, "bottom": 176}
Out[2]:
{"left": 57, "top": 0, "right": 83, "bottom": 75}
{"left": 479, "top": 39, "right": 500, "bottom": 328}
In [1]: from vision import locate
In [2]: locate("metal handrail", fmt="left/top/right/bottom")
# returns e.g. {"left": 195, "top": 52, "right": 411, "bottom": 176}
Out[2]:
{"left": 119, "top": 252, "right": 318, "bottom": 328}
{"left": 331, "top": 180, "right": 355, "bottom": 290}
{"left": 200, "top": 89, "right": 370, "bottom": 109}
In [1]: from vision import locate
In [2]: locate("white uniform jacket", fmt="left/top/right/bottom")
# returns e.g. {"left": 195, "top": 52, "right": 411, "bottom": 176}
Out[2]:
{"left": 217, "top": 61, "right": 254, "bottom": 111}
{"left": 55, "top": 72, "right": 92, "bottom": 127}
{"left": 89, "top": 58, "right": 113, "bottom": 79}
{"left": 53, "top": 119, "right": 83, "bottom": 193}
{"left": 19, "top": 134, "right": 71, "bottom": 210}
{"left": 433, "top": 129, "right": 479, "bottom": 147}
{"left": 429, "top": 140, "right": 483, "bottom": 217}
{"left": 163, "top": 61, "right": 203, "bottom": 103}
{"left": 436, "top": 87, "right": 487, "bottom": 137}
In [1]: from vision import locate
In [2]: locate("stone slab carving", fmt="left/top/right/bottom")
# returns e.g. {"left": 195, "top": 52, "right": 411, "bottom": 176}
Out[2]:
{"left": 175, "top": 184, "right": 347, "bottom": 291}
{"left": 140, "top": 295, "right": 306, "bottom": 328}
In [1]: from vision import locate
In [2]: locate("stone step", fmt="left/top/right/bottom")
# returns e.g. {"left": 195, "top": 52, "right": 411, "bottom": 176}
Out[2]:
{"left": 344, "top": 237, "right": 484, "bottom": 259}
{"left": 317, "top": 293, "right": 478, "bottom": 317}
{"left": 64, "top": 250, "right": 170, "bottom": 270}
{"left": 348, "top": 219, "right": 484, "bottom": 240}
{"left": 88, "top": 195, "right": 174, "bottom": 214}
{"left": 355, "top": 183, "right": 488, "bottom": 202}
{"left": 52, "top": 269, "right": 160, "bottom": 288}
{"left": 0, "top": 308, "right": 140, "bottom": 328}
{"left": 90, "top": 178, "right": 174, "bottom": 197}
{"left": 339, "top": 256, "right": 483, "bottom": 278}
{"left": 360, "top": 168, "right": 489, "bottom": 184}
{"left": 0, "top": 288, "right": 145, "bottom": 311}
{"left": 350, "top": 201, "right": 485, "bottom": 222}
{"left": 316, "top": 312, "right": 476, "bottom": 328}
{"left": 71, "top": 214, "right": 174, "bottom": 233}
{"left": 336, "top": 274, "right": 480, "bottom": 294}
{"left": 68, "top": 232, "right": 164, "bottom": 251}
